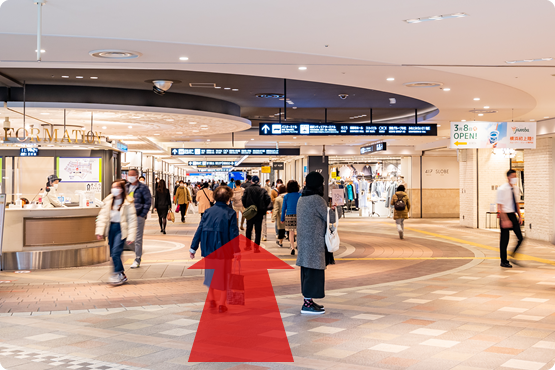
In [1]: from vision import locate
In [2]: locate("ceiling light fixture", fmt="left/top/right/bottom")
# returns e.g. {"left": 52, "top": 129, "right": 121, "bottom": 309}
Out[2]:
{"left": 473, "top": 97, "right": 480, "bottom": 101}
{"left": 215, "top": 86, "right": 221, "bottom": 89}
{"left": 90, "top": 77, "right": 98, "bottom": 79}
{"left": 62, "top": 76, "right": 69, "bottom": 78}
{"left": 232, "top": 89, "right": 239, "bottom": 91}
{"left": 189, "top": 122, "right": 197, "bottom": 125}
{"left": 443, "top": 88, "right": 451, "bottom": 91}
{"left": 545, "top": 116, "right": 550, "bottom": 118}
{"left": 166, "top": 119, "right": 174, "bottom": 122}
{"left": 154, "top": 133, "right": 160, "bottom": 135}
{"left": 90, "top": 50, "right": 141, "bottom": 59}
{"left": 387, "top": 77, "right": 395, "bottom": 81}
{"left": 506, "top": 57, "right": 553, "bottom": 64}
{"left": 298, "top": 66, "right": 308, "bottom": 70}
{"left": 76, "top": 76, "right": 83, "bottom": 79}
{"left": 484, "top": 106, "right": 490, "bottom": 109}
{"left": 404, "top": 12, "right": 468, "bottom": 24}
{"left": 102, "top": 126, "right": 107, "bottom": 129}
{"left": 478, "top": 113, "right": 484, "bottom": 116}
{"left": 293, "top": 137, "right": 297, "bottom": 139}
{"left": 207, "top": 139, "right": 210, "bottom": 142}
{"left": 35, "top": 49, "right": 45, "bottom": 53}
{"left": 250, "top": 138, "right": 254, "bottom": 140}
{"left": 128, "top": 125, "right": 133, "bottom": 128}
{"left": 179, "top": 57, "right": 189, "bottom": 61}
{"left": 462, "top": 120, "right": 466, "bottom": 122}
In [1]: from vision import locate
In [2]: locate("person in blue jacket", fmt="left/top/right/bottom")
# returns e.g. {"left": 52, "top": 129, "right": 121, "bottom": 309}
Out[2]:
{"left": 190, "top": 185, "right": 240, "bottom": 313}
{"left": 281, "top": 180, "right": 302, "bottom": 255}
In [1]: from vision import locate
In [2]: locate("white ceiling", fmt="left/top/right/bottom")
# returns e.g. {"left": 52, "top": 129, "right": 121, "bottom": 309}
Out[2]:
{"left": 1, "top": 0, "right": 554, "bottom": 152}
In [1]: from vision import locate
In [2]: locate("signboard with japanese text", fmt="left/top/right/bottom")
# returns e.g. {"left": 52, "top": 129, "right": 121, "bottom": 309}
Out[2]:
{"left": 360, "top": 142, "right": 387, "bottom": 155}
{"left": 172, "top": 148, "right": 300, "bottom": 156}
{"left": 259, "top": 123, "right": 437, "bottom": 136}
{"left": 450, "top": 122, "right": 536, "bottom": 149}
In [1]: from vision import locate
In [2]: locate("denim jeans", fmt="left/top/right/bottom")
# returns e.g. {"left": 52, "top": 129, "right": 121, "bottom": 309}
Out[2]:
{"left": 109, "top": 223, "right": 126, "bottom": 273}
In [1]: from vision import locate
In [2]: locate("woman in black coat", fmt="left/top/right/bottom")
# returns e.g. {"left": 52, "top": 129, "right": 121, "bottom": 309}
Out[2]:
{"left": 154, "top": 179, "right": 171, "bottom": 234}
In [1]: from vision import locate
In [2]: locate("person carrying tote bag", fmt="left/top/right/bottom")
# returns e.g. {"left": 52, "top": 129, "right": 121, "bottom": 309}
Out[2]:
{"left": 198, "top": 182, "right": 215, "bottom": 218}
{"left": 325, "top": 207, "right": 340, "bottom": 253}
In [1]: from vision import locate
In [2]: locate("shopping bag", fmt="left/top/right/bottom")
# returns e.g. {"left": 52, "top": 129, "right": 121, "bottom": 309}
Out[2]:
{"left": 175, "top": 204, "right": 180, "bottom": 213}
{"left": 227, "top": 260, "right": 245, "bottom": 306}
{"left": 325, "top": 207, "right": 340, "bottom": 253}
{"left": 168, "top": 210, "right": 175, "bottom": 223}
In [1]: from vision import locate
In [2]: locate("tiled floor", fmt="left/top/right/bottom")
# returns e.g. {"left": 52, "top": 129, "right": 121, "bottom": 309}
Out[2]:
{"left": 1, "top": 211, "right": 555, "bottom": 369}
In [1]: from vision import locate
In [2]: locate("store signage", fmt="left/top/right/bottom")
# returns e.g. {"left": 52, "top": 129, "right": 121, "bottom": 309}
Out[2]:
{"left": 261, "top": 166, "right": 271, "bottom": 174}
{"left": 192, "top": 168, "right": 231, "bottom": 173}
{"left": 172, "top": 148, "right": 300, "bottom": 156}
{"left": 20, "top": 148, "right": 39, "bottom": 157}
{"left": 273, "top": 162, "right": 284, "bottom": 170}
{"left": 450, "top": 121, "right": 536, "bottom": 149}
{"left": 360, "top": 142, "right": 387, "bottom": 155}
{"left": 259, "top": 123, "right": 437, "bottom": 136}
{"left": 4, "top": 127, "right": 103, "bottom": 144}
{"left": 197, "top": 165, "right": 222, "bottom": 169}
{"left": 116, "top": 141, "right": 128, "bottom": 153}
{"left": 188, "top": 161, "right": 235, "bottom": 166}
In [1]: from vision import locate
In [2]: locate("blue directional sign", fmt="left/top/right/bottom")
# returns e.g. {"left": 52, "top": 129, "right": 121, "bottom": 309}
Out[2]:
{"left": 171, "top": 148, "right": 300, "bottom": 156}
{"left": 20, "top": 148, "right": 39, "bottom": 157}
{"left": 258, "top": 123, "right": 437, "bottom": 136}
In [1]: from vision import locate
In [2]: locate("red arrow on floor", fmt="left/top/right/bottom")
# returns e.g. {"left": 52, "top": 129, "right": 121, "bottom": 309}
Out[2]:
{"left": 188, "top": 234, "right": 295, "bottom": 362}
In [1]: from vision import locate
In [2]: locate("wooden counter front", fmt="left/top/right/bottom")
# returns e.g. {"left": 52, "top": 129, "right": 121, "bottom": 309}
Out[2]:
{"left": 24, "top": 215, "right": 98, "bottom": 247}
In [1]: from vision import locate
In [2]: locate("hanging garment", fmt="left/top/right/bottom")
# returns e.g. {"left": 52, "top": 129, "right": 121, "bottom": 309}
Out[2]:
{"left": 346, "top": 184, "right": 355, "bottom": 201}
{"left": 362, "top": 165, "right": 373, "bottom": 177}
{"left": 339, "top": 165, "right": 352, "bottom": 180}
{"left": 359, "top": 179, "right": 369, "bottom": 208}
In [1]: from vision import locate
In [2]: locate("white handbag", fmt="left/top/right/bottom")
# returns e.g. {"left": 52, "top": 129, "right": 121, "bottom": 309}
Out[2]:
{"left": 325, "top": 207, "right": 340, "bottom": 253}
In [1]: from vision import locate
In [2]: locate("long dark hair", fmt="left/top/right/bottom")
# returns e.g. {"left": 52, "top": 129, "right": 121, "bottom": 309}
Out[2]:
{"left": 157, "top": 179, "right": 167, "bottom": 193}
{"left": 112, "top": 179, "right": 127, "bottom": 210}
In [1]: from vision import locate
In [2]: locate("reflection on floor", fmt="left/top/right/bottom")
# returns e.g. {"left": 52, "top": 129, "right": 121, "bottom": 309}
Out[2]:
{"left": 1, "top": 212, "right": 555, "bottom": 369}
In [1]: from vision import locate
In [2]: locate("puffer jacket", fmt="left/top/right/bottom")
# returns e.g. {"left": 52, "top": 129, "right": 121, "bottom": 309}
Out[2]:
{"left": 391, "top": 191, "right": 411, "bottom": 220}
{"left": 95, "top": 194, "right": 138, "bottom": 242}
{"left": 42, "top": 187, "right": 64, "bottom": 208}
{"left": 175, "top": 186, "right": 192, "bottom": 205}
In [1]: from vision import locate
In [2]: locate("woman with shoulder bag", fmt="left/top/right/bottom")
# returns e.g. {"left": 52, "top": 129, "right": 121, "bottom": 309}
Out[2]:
{"left": 272, "top": 185, "right": 287, "bottom": 249}
{"left": 154, "top": 179, "right": 171, "bottom": 234}
{"left": 391, "top": 185, "right": 411, "bottom": 240}
{"left": 232, "top": 180, "right": 245, "bottom": 223}
{"left": 95, "top": 180, "right": 138, "bottom": 286}
{"left": 198, "top": 182, "right": 215, "bottom": 218}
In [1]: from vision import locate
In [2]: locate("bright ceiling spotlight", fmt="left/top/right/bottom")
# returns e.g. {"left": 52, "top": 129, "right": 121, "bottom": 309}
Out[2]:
{"left": 404, "top": 12, "right": 468, "bottom": 24}
{"left": 443, "top": 88, "right": 451, "bottom": 91}
{"left": 386, "top": 77, "right": 395, "bottom": 81}
{"left": 473, "top": 97, "right": 480, "bottom": 101}
{"left": 298, "top": 66, "right": 308, "bottom": 70}
{"left": 179, "top": 57, "right": 189, "bottom": 61}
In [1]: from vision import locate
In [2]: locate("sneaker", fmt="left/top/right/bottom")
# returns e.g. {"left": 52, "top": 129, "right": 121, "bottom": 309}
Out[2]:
{"left": 108, "top": 273, "right": 119, "bottom": 284}
{"left": 399, "top": 231, "right": 404, "bottom": 239}
{"left": 130, "top": 259, "right": 141, "bottom": 269}
{"left": 110, "top": 273, "right": 127, "bottom": 286}
{"left": 301, "top": 300, "right": 325, "bottom": 315}
{"left": 276, "top": 241, "right": 283, "bottom": 247}
{"left": 500, "top": 262, "right": 513, "bottom": 268}
{"left": 262, "top": 237, "right": 267, "bottom": 241}
{"left": 312, "top": 301, "right": 325, "bottom": 310}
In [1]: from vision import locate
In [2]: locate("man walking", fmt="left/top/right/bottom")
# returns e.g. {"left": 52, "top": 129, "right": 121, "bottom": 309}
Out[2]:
{"left": 497, "top": 169, "right": 524, "bottom": 268}
{"left": 242, "top": 175, "right": 271, "bottom": 252}
{"left": 126, "top": 169, "right": 152, "bottom": 269}
{"left": 239, "top": 175, "right": 253, "bottom": 230}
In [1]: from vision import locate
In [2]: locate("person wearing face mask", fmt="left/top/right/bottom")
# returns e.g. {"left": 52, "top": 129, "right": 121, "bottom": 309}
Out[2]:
{"left": 42, "top": 174, "right": 65, "bottom": 208}
{"left": 497, "top": 169, "right": 525, "bottom": 268}
{"left": 125, "top": 169, "right": 152, "bottom": 269}
{"left": 95, "top": 180, "right": 138, "bottom": 286}
{"left": 174, "top": 180, "right": 193, "bottom": 223}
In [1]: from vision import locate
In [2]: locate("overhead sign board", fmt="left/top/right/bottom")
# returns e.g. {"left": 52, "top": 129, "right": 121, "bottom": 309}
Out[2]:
{"left": 197, "top": 165, "right": 222, "bottom": 169}
{"left": 190, "top": 168, "right": 232, "bottom": 173}
{"left": 259, "top": 123, "right": 437, "bottom": 136}
{"left": 360, "top": 142, "right": 387, "bottom": 155}
{"left": 450, "top": 122, "right": 536, "bottom": 149}
{"left": 172, "top": 148, "right": 300, "bottom": 156}
{"left": 188, "top": 161, "right": 235, "bottom": 166}
{"left": 273, "top": 162, "right": 285, "bottom": 170}
{"left": 116, "top": 141, "right": 128, "bottom": 153}
{"left": 20, "top": 148, "right": 39, "bottom": 157}
{"left": 261, "top": 166, "right": 271, "bottom": 174}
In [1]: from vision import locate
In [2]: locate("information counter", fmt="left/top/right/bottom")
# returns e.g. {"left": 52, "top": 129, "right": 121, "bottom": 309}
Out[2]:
{"left": 2, "top": 207, "right": 108, "bottom": 270}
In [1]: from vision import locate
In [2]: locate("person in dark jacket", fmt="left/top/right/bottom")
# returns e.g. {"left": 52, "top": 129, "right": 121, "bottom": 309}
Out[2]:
{"left": 126, "top": 169, "right": 152, "bottom": 269}
{"left": 241, "top": 175, "right": 271, "bottom": 252}
{"left": 154, "top": 179, "right": 171, "bottom": 234}
{"left": 190, "top": 186, "right": 240, "bottom": 313}
{"left": 296, "top": 171, "right": 336, "bottom": 315}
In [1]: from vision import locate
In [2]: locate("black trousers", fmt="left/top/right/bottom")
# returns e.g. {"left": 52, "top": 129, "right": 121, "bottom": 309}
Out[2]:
{"left": 301, "top": 266, "right": 325, "bottom": 299}
{"left": 246, "top": 216, "right": 263, "bottom": 247}
{"left": 500, "top": 213, "right": 524, "bottom": 263}
{"left": 179, "top": 203, "right": 188, "bottom": 221}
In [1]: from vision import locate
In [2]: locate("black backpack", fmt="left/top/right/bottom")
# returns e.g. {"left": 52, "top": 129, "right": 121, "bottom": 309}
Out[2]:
{"left": 394, "top": 194, "right": 406, "bottom": 211}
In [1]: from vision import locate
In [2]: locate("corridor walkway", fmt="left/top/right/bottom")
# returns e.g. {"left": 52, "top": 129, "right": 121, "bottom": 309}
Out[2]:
{"left": 1, "top": 214, "right": 555, "bottom": 370}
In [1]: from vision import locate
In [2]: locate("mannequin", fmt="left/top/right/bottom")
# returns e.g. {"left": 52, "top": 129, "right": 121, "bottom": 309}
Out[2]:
{"left": 358, "top": 176, "right": 369, "bottom": 217}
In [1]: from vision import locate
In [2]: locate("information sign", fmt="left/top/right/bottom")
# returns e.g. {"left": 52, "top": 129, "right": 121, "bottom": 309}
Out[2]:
{"left": 273, "top": 162, "right": 284, "bottom": 170}
{"left": 360, "top": 142, "right": 387, "bottom": 155}
{"left": 188, "top": 161, "right": 235, "bottom": 166}
{"left": 259, "top": 123, "right": 437, "bottom": 136}
{"left": 57, "top": 157, "right": 102, "bottom": 183}
{"left": 261, "top": 166, "right": 271, "bottom": 174}
{"left": 20, "top": 148, "right": 39, "bottom": 157}
{"left": 192, "top": 168, "right": 232, "bottom": 173}
{"left": 172, "top": 148, "right": 300, "bottom": 156}
{"left": 450, "top": 122, "right": 536, "bottom": 149}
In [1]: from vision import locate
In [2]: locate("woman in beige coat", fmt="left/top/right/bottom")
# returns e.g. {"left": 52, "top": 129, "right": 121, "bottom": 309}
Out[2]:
{"left": 95, "top": 180, "right": 138, "bottom": 286}
{"left": 390, "top": 185, "right": 411, "bottom": 240}
{"left": 197, "top": 182, "right": 214, "bottom": 218}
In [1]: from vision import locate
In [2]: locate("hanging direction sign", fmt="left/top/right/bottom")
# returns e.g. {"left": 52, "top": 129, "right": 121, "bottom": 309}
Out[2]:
{"left": 259, "top": 123, "right": 437, "bottom": 136}
{"left": 360, "top": 142, "right": 387, "bottom": 155}
{"left": 450, "top": 122, "right": 536, "bottom": 149}
{"left": 188, "top": 161, "right": 236, "bottom": 166}
{"left": 172, "top": 148, "right": 300, "bottom": 156}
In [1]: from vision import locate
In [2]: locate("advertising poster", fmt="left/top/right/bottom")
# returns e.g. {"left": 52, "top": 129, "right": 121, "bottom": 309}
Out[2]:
{"left": 332, "top": 189, "right": 345, "bottom": 206}
{"left": 57, "top": 157, "right": 102, "bottom": 183}
{"left": 450, "top": 122, "right": 536, "bottom": 149}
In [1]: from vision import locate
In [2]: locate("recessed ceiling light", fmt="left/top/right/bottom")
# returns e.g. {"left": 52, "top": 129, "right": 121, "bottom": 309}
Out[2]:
{"left": 189, "top": 122, "right": 197, "bottom": 125}
{"left": 462, "top": 120, "right": 466, "bottom": 122}
{"left": 232, "top": 89, "right": 239, "bottom": 91}
{"left": 76, "top": 76, "right": 83, "bottom": 79}
{"left": 478, "top": 113, "right": 484, "bottom": 116}
{"left": 404, "top": 12, "right": 468, "bottom": 24}
{"left": 545, "top": 116, "right": 550, "bottom": 119}
{"left": 90, "top": 50, "right": 142, "bottom": 59}
{"left": 207, "top": 139, "right": 210, "bottom": 142}
{"left": 443, "top": 88, "right": 451, "bottom": 91}
{"left": 128, "top": 125, "right": 133, "bottom": 128}
{"left": 506, "top": 57, "right": 553, "bottom": 64}
{"left": 437, "top": 125, "right": 441, "bottom": 127}
{"left": 62, "top": 76, "right": 69, "bottom": 78}
{"left": 166, "top": 119, "right": 174, "bottom": 122}
{"left": 224, "top": 87, "right": 231, "bottom": 90}
{"left": 386, "top": 77, "right": 395, "bottom": 81}
{"left": 179, "top": 57, "right": 189, "bottom": 61}
{"left": 250, "top": 138, "right": 254, "bottom": 140}
{"left": 35, "top": 49, "right": 45, "bottom": 53}
{"left": 484, "top": 106, "right": 490, "bottom": 109}
{"left": 298, "top": 66, "right": 308, "bottom": 70}
{"left": 473, "top": 98, "right": 480, "bottom": 101}
{"left": 530, "top": 119, "right": 534, "bottom": 121}
{"left": 293, "top": 137, "right": 297, "bottom": 139}
{"left": 102, "top": 126, "right": 107, "bottom": 129}
{"left": 215, "top": 87, "right": 221, "bottom": 89}
{"left": 90, "top": 77, "right": 98, "bottom": 79}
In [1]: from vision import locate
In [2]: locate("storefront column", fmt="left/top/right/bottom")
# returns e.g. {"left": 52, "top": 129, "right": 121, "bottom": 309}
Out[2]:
{"left": 307, "top": 156, "right": 329, "bottom": 199}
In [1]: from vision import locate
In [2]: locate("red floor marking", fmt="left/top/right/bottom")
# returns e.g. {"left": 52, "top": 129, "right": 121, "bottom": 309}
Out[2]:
{"left": 189, "top": 235, "right": 295, "bottom": 362}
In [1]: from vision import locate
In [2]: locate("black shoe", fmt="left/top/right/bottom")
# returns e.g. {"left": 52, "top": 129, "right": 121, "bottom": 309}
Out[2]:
{"left": 219, "top": 305, "right": 228, "bottom": 313}
{"left": 500, "top": 262, "right": 513, "bottom": 268}
{"left": 291, "top": 249, "right": 295, "bottom": 256}
{"left": 509, "top": 259, "right": 523, "bottom": 267}
{"left": 254, "top": 248, "right": 261, "bottom": 253}
{"left": 301, "top": 300, "right": 325, "bottom": 315}
{"left": 209, "top": 300, "right": 217, "bottom": 309}
{"left": 312, "top": 300, "right": 325, "bottom": 310}
{"left": 276, "top": 241, "right": 283, "bottom": 247}
{"left": 163, "top": 230, "right": 166, "bottom": 234}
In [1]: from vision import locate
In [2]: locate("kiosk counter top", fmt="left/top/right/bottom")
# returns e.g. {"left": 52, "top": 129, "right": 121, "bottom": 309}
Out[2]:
{"left": 1, "top": 207, "right": 109, "bottom": 270}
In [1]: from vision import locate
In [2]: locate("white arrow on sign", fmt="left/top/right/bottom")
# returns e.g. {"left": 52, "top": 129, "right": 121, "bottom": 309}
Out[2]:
{"left": 261, "top": 125, "right": 270, "bottom": 134}
{"left": 172, "top": 149, "right": 177, "bottom": 154}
